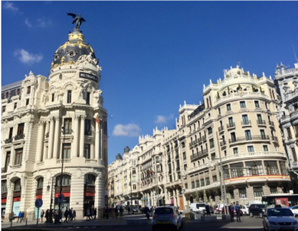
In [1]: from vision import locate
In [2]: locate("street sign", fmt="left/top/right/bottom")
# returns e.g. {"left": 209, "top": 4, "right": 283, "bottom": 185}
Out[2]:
{"left": 242, "top": 194, "right": 245, "bottom": 199}
{"left": 58, "top": 194, "right": 64, "bottom": 203}
{"left": 35, "top": 199, "right": 43, "bottom": 208}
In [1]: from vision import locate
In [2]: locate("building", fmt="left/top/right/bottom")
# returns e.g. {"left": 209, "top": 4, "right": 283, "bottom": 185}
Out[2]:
{"left": 108, "top": 65, "right": 291, "bottom": 210}
{"left": 1, "top": 25, "right": 107, "bottom": 220}
{"left": 275, "top": 62, "right": 298, "bottom": 193}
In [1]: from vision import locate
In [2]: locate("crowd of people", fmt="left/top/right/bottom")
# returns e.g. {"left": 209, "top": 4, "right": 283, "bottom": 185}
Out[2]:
{"left": 41, "top": 208, "right": 76, "bottom": 224}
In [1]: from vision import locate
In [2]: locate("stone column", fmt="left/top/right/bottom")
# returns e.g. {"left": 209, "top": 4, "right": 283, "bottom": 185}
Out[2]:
{"left": 95, "top": 119, "right": 99, "bottom": 160}
{"left": 69, "top": 171, "right": 84, "bottom": 219}
{"left": 53, "top": 117, "right": 61, "bottom": 159}
{"left": 73, "top": 115, "right": 80, "bottom": 158}
{"left": 277, "top": 161, "right": 282, "bottom": 175}
{"left": 48, "top": 117, "right": 55, "bottom": 159}
{"left": 35, "top": 121, "right": 44, "bottom": 163}
{"left": 43, "top": 122, "right": 50, "bottom": 160}
{"left": 4, "top": 181, "right": 14, "bottom": 221}
{"left": 94, "top": 169, "right": 105, "bottom": 218}
{"left": 79, "top": 116, "right": 85, "bottom": 157}
{"left": 10, "top": 146, "right": 15, "bottom": 167}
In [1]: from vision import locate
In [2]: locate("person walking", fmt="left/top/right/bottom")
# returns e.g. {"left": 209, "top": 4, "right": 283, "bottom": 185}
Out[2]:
{"left": 17, "top": 211, "right": 22, "bottom": 222}
{"left": 229, "top": 203, "right": 234, "bottom": 222}
{"left": 144, "top": 206, "right": 150, "bottom": 220}
{"left": 205, "top": 203, "right": 211, "bottom": 216}
{"left": 127, "top": 206, "right": 131, "bottom": 215}
{"left": 73, "top": 209, "right": 76, "bottom": 221}
{"left": 19, "top": 211, "right": 24, "bottom": 223}
{"left": 41, "top": 210, "right": 44, "bottom": 223}
{"left": 235, "top": 202, "right": 241, "bottom": 222}
{"left": 115, "top": 207, "right": 118, "bottom": 220}
{"left": 64, "top": 209, "right": 68, "bottom": 223}
{"left": 45, "top": 209, "right": 49, "bottom": 223}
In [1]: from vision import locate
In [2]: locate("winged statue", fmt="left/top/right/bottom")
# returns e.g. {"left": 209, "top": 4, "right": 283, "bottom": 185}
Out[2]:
{"left": 67, "top": 13, "right": 86, "bottom": 30}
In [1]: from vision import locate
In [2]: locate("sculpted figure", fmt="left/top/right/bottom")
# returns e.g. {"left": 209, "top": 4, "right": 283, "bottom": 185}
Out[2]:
{"left": 67, "top": 13, "right": 86, "bottom": 30}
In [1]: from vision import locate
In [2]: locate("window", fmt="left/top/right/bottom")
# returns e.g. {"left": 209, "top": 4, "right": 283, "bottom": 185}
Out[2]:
{"left": 52, "top": 93, "right": 55, "bottom": 102}
{"left": 5, "top": 92, "right": 9, "bottom": 98}
{"left": 67, "top": 90, "right": 72, "bottom": 103}
{"left": 242, "top": 115, "right": 249, "bottom": 124}
{"left": 9, "top": 127, "right": 13, "bottom": 139}
{"left": 37, "top": 178, "right": 43, "bottom": 189}
{"left": 212, "top": 175, "right": 217, "bottom": 182}
{"left": 62, "top": 144, "right": 71, "bottom": 159}
{"left": 292, "top": 147, "right": 297, "bottom": 162}
{"left": 27, "top": 86, "right": 31, "bottom": 94}
{"left": 218, "top": 108, "right": 221, "bottom": 115}
{"left": 56, "top": 175, "right": 71, "bottom": 186}
{"left": 184, "top": 183, "right": 188, "bottom": 189}
{"left": 14, "top": 103, "right": 17, "bottom": 109}
{"left": 253, "top": 187, "right": 263, "bottom": 197}
{"left": 239, "top": 188, "right": 247, "bottom": 198}
{"left": 209, "top": 139, "right": 214, "bottom": 148}
{"left": 287, "top": 127, "right": 292, "bottom": 139}
{"left": 254, "top": 101, "right": 259, "bottom": 108}
{"left": 260, "top": 130, "right": 266, "bottom": 139}
{"left": 17, "top": 123, "right": 24, "bottom": 135}
{"left": 228, "top": 117, "right": 234, "bottom": 127}
{"left": 15, "top": 149, "right": 23, "bottom": 165}
{"left": 196, "top": 180, "right": 199, "bottom": 188}
{"left": 206, "top": 177, "right": 210, "bottom": 185}
{"left": 1, "top": 181, "right": 7, "bottom": 193}
{"left": 84, "top": 144, "right": 90, "bottom": 159}
{"left": 240, "top": 101, "right": 246, "bottom": 108}
{"left": 208, "top": 127, "right": 212, "bottom": 135}
{"left": 227, "top": 104, "right": 231, "bottom": 111}
{"left": 182, "top": 142, "right": 185, "bottom": 148}
{"left": 86, "top": 92, "right": 90, "bottom": 105}
{"left": 191, "top": 181, "right": 195, "bottom": 189}
{"left": 257, "top": 114, "right": 262, "bottom": 123}
{"left": 211, "top": 153, "right": 215, "bottom": 160}
{"left": 200, "top": 179, "right": 205, "bottom": 186}
{"left": 183, "top": 152, "right": 186, "bottom": 160}
{"left": 17, "top": 89, "right": 20, "bottom": 95}
{"left": 247, "top": 146, "right": 254, "bottom": 153}
{"left": 26, "top": 99, "right": 29, "bottom": 105}
{"left": 270, "top": 187, "right": 277, "bottom": 194}
{"left": 231, "top": 132, "right": 236, "bottom": 142}
{"left": 263, "top": 145, "right": 268, "bottom": 152}
{"left": 133, "top": 184, "right": 136, "bottom": 190}
{"left": 245, "top": 130, "right": 252, "bottom": 140}
{"left": 85, "top": 119, "right": 91, "bottom": 135}
{"left": 85, "top": 174, "right": 95, "bottom": 185}
{"left": 233, "top": 148, "right": 238, "bottom": 154}
{"left": 64, "top": 118, "right": 72, "bottom": 134}
{"left": 14, "top": 179, "right": 21, "bottom": 191}
{"left": 2, "top": 106, "right": 6, "bottom": 113}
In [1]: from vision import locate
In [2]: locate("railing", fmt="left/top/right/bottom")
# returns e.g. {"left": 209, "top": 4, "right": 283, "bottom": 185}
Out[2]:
{"left": 229, "top": 135, "right": 270, "bottom": 144}
{"left": 227, "top": 122, "right": 235, "bottom": 129}
{"left": 85, "top": 130, "right": 92, "bottom": 136}
{"left": 272, "top": 136, "right": 278, "bottom": 142}
{"left": 218, "top": 126, "right": 224, "bottom": 132}
{"left": 4, "top": 138, "right": 12, "bottom": 144}
{"left": 220, "top": 140, "right": 226, "bottom": 146}
{"left": 190, "top": 149, "right": 208, "bottom": 161}
{"left": 269, "top": 121, "right": 274, "bottom": 126}
{"left": 85, "top": 159, "right": 97, "bottom": 163}
{"left": 56, "top": 159, "right": 71, "bottom": 163}
{"left": 63, "top": 129, "right": 73, "bottom": 134}
{"left": 14, "top": 134, "right": 25, "bottom": 140}
{"left": 257, "top": 120, "right": 266, "bottom": 125}
{"left": 241, "top": 120, "right": 251, "bottom": 126}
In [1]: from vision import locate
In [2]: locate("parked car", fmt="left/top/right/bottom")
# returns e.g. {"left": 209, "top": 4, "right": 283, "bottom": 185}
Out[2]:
{"left": 190, "top": 203, "right": 206, "bottom": 214}
{"left": 263, "top": 205, "right": 298, "bottom": 231}
{"left": 249, "top": 204, "right": 266, "bottom": 218}
{"left": 152, "top": 206, "right": 183, "bottom": 231}
{"left": 214, "top": 204, "right": 226, "bottom": 214}
{"left": 240, "top": 205, "right": 249, "bottom": 215}
{"left": 291, "top": 205, "right": 298, "bottom": 214}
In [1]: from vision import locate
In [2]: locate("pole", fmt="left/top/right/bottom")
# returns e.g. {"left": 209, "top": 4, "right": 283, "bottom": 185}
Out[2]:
{"left": 59, "top": 126, "right": 65, "bottom": 215}
{"left": 130, "top": 167, "right": 132, "bottom": 209}
{"left": 49, "top": 178, "right": 54, "bottom": 223}
{"left": 36, "top": 207, "right": 39, "bottom": 229}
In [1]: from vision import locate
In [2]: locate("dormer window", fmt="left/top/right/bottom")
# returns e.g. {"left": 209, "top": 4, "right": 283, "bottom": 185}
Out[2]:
{"left": 5, "top": 92, "right": 9, "bottom": 98}
{"left": 27, "top": 86, "right": 31, "bottom": 94}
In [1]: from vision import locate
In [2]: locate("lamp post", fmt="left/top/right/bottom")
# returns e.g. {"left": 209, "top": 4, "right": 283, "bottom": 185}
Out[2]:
{"left": 59, "top": 125, "right": 66, "bottom": 214}
{"left": 130, "top": 167, "right": 132, "bottom": 208}
{"left": 48, "top": 178, "right": 55, "bottom": 223}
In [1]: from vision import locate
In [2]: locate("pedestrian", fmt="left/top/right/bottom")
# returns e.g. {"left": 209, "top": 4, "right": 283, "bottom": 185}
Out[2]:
{"left": 115, "top": 207, "right": 118, "bottom": 220}
{"left": 45, "top": 209, "right": 49, "bottom": 223}
{"left": 64, "top": 208, "right": 68, "bottom": 223}
{"left": 86, "top": 208, "right": 91, "bottom": 220}
{"left": 94, "top": 208, "right": 97, "bottom": 220}
{"left": 73, "top": 209, "right": 76, "bottom": 221}
{"left": 41, "top": 209, "right": 44, "bottom": 223}
{"left": 20, "top": 211, "right": 24, "bottom": 223}
{"left": 120, "top": 206, "right": 123, "bottom": 219}
{"left": 144, "top": 206, "right": 150, "bottom": 220}
{"left": 205, "top": 203, "right": 211, "bottom": 216}
{"left": 235, "top": 202, "right": 241, "bottom": 222}
{"left": 17, "top": 211, "right": 22, "bottom": 222}
{"left": 229, "top": 203, "right": 234, "bottom": 222}
{"left": 128, "top": 206, "right": 131, "bottom": 215}
{"left": 69, "top": 208, "right": 73, "bottom": 221}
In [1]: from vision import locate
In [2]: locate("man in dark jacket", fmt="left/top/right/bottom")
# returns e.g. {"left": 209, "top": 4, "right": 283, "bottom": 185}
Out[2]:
{"left": 64, "top": 209, "right": 68, "bottom": 223}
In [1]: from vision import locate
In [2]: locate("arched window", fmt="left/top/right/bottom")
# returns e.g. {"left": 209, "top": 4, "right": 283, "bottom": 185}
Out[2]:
{"left": 37, "top": 178, "right": 43, "bottom": 189}
{"left": 56, "top": 175, "right": 71, "bottom": 186}
{"left": 14, "top": 179, "right": 21, "bottom": 191}
{"left": 85, "top": 174, "right": 96, "bottom": 185}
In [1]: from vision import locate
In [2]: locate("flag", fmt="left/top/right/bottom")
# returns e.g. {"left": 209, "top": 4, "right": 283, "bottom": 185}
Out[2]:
{"left": 94, "top": 114, "right": 100, "bottom": 130}
{"left": 149, "top": 169, "right": 155, "bottom": 175}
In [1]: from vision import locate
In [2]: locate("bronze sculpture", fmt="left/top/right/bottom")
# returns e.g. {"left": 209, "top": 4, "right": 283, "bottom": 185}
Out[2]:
{"left": 67, "top": 13, "right": 86, "bottom": 30}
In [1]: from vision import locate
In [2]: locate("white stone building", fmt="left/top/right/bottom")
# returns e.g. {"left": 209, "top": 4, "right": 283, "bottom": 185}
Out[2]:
{"left": 1, "top": 28, "right": 107, "bottom": 220}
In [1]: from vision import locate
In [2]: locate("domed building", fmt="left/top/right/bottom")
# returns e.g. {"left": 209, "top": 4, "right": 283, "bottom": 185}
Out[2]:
{"left": 1, "top": 20, "right": 107, "bottom": 220}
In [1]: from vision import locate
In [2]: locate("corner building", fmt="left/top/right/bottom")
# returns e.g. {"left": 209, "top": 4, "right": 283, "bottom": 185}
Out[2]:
{"left": 1, "top": 28, "right": 107, "bottom": 220}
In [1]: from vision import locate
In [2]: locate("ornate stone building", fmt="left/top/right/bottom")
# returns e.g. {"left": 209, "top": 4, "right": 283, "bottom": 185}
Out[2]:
{"left": 108, "top": 66, "right": 291, "bottom": 211}
{"left": 275, "top": 62, "right": 298, "bottom": 192}
{"left": 1, "top": 26, "right": 107, "bottom": 220}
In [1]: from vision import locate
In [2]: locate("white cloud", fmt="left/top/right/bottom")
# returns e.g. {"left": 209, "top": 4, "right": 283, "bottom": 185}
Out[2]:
{"left": 37, "top": 17, "right": 52, "bottom": 28}
{"left": 14, "top": 49, "right": 43, "bottom": 65}
{"left": 3, "top": 2, "right": 19, "bottom": 12}
{"left": 25, "top": 18, "right": 32, "bottom": 28}
{"left": 113, "top": 123, "right": 141, "bottom": 137}
{"left": 155, "top": 114, "right": 174, "bottom": 124}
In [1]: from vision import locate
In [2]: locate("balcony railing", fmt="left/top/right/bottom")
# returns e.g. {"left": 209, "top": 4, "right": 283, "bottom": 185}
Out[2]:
{"left": 218, "top": 126, "right": 224, "bottom": 132}
{"left": 269, "top": 121, "right": 274, "bottom": 126}
{"left": 85, "top": 130, "right": 92, "bottom": 136}
{"left": 63, "top": 129, "right": 73, "bottom": 135}
{"left": 14, "top": 134, "right": 25, "bottom": 140}
{"left": 4, "top": 138, "right": 12, "bottom": 144}
{"left": 257, "top": 120, "right": 266, "bottom": 125}
{"left": 190, "top": 149, "right": 208, "bottom": 161}
{"left": 227, "top": 122, "right": 235, "bottom": 129}
{"left": 272, "top": 136, "right": 278, "bottom": 142}
{"left": 241, "top": 120, "right": 251, "bottom": 126}
{"left": 229, "top": 135, "right": 270, "bottom": 144}
{"left": 220, "top": 140, "right": 226, "bottom": 146}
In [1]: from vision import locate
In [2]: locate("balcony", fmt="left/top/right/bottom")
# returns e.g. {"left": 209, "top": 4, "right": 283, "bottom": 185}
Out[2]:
{"left": 1, "top": 167, "right": 7, "bottom": 173}
{"left": 227, "top": 122, "right": 235, "bottom": 130}
{"left": 220, "top": 140, "right": 226, "bottom": 147}
{"left": 269, "top": 121, "right": 275, "bottom": 127}
{"left": 272, "top": 136, "right": 278, "bottom": 143}
{"left": 14, "top": 134, "right": 25, "bottom": 140}
{"left": 229, "top": 135, "right": 270, "bottom": 144}
{"left": 218, "top": 126, "right": 224, "bottom": 133}
{"left": 241, "top": 120, "right": 251, "bottom": 126}
{"left": 4, "top": 138, "right": 12, "bottom": 144}
{"left": 257, "top": 120, "right": 266, "bottom": 126}
{"left": 63, "top": 129, "right": 73, "bottom": 135}
{"left": 45, "top": 132, "right": 49, "bottom": 138}
{"left": 85, "top": 130, "right": 92, "bottom": 136}
{"left": 190, "top": 149, "right": 208, "bottom": 161}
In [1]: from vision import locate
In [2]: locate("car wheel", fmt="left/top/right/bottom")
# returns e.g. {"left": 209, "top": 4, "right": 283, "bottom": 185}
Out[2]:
{"left": 259, "top": 213, "right": 263, "bottom": 218}
{"left": 250, "top": 212, "right": 253, "bottom": 217}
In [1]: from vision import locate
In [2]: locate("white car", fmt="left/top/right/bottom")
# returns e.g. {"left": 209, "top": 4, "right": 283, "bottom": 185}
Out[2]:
{"left": 190, "top": 203, "right": 206, "bottom": 214}
{"left": 152, "top": 206, "right": 183, "bottom": 231}
{"left": 240, "top": 205, "right": 249, "bottom": 215}
{"left": 291, "top": 205, "right": 298, "bottom": 214}
{"left": 263, "top": 205, "right": 298, "bottom": 231}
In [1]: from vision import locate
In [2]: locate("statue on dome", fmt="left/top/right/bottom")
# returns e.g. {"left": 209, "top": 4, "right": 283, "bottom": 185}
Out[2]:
{"left": 67, "top": 13, "right": 86, "bottom": 30}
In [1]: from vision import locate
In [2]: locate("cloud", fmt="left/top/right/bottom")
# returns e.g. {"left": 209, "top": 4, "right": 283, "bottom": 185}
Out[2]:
{"left": 155, "top": 114, "right": 174, "bottom": 124}
{"left": 37, "top": 17, "right": 52, "bottom": 28}
{"left": 113, "top": 123, "right": 141, "bottom": 137}
{"left": 25, "top": 18, "right": 32, "bottom": 28}
{"left": 14, "top": 49, "right": 43, "bottom": 65}
{"left": 3, "top": 2, "right": 19, "bottom": 12}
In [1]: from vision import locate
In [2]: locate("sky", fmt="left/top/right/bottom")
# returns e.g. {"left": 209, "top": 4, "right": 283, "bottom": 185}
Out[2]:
{"left": 2, "top": 1, "right": 298, "bottom": 165}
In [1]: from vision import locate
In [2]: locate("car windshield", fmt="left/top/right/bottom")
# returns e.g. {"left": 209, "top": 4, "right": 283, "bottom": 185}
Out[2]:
{"left": 268, "top": 209, "right": 294, "bottom": 217}
{"left": 155, "top": 208, "right": 173, "bottom": 215}
{"left": 197, "top": 204, "right": 205, "bottom": 208}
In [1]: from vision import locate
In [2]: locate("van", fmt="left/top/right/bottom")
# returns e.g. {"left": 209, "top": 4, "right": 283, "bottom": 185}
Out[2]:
{"left": 190, "top": 203, "right": 206, "bottom": 214}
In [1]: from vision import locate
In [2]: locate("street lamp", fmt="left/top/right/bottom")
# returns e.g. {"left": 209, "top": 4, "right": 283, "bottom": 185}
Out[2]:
{"left": 130, "top": 167, "right": 132, "bottom": 208}
{"left": 59, "top": 125, "right": 66, "bottom": 214}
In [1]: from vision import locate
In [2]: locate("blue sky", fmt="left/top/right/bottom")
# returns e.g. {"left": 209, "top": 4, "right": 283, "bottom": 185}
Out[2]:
{"left": 2, "top": 1, "right": 298, "bottom": 165}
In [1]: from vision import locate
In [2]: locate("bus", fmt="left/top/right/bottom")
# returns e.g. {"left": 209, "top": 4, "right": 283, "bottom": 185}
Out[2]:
{"left": 262, "top": 194, "right": 298, "bottom": 208}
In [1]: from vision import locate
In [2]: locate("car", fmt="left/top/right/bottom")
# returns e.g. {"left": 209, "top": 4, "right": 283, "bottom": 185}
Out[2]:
{"left": 249, "top": 204, "right": 266, "bottom": 217}
{"left": 291, "top": 205, "right": 298, "bottom": 214}
{"left": 130, "top": 206, "right": 138, "bottom": 213}
{"left": 152, "top": 206, "right": 183, "bottom": 231}
{"left": 262, "top": 205, "right": 298, "bottom": 231}
{"left": 240, "top": 205, "right": 249, "bottom": 215}
{"left": 190, "top": 203, "right": 206, "bottom": 214}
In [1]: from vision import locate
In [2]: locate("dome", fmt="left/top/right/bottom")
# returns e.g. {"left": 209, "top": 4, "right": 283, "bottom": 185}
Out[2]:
{"left": 51, "top": 30, "right": 96, "bottom": 69}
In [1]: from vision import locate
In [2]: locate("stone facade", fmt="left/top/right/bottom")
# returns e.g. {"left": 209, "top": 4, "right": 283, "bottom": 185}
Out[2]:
{"left": 1, "top": 29, "right": 107, "bottom": 221}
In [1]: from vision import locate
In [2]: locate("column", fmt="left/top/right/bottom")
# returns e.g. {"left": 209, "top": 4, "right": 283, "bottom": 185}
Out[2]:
{"left": 53, "top": 117, "right": 61, "bottom": 159}
{"left": 261, "top": 160, "right": 266, "bottom": 175}
{"left": 94, "top": 170, "right": 105, "bottom": 219}
{"left": 95, "top": 118, "right": 99, "bottom": 160}
{"left": 48, "top": 117, "right": 55, "bottom": 159}
{"left": 43, "top": 122, "right": 50, "bottom": 160}
{"left": 4, "top": 181, "right": 13, "bottom": 221}
{"left": 79, "top": 116, "right": 85, "bottom": 157}
{"left": 35, "top": 121, "right": 45, "bottom": 163}
{"left": 10, "top": 146, "right": 15, "bottom": 167}
{"left": 91, "top": 143, "right": 95, "bottom": 160}
{"left": 277, "top": 161, "right": 282, "bottom": 175}
{"left": 73, "top": 115, "right": 80, "bottom": 158}
{"left": 69, "top": 174, "right": 84, "bottom": 219}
